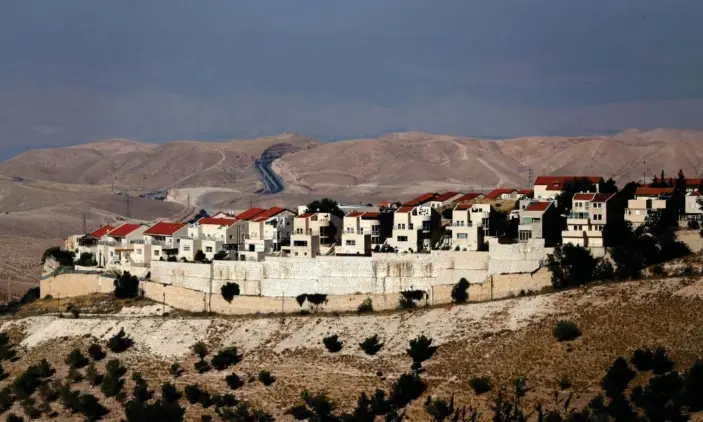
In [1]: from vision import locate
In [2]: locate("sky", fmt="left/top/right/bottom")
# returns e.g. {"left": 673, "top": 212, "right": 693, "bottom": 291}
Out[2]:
{"left": 1, "top": 0, "right": 702, "bottom": 157}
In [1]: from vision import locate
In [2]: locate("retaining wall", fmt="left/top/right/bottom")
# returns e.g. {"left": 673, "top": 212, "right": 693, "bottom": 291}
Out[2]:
{"left": 39, "top": 274, "right": 114, "bottom": 299}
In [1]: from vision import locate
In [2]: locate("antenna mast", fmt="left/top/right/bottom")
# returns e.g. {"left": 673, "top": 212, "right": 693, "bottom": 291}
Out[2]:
{"left": 527, "top": 166, "right": 534, "bottom": 187}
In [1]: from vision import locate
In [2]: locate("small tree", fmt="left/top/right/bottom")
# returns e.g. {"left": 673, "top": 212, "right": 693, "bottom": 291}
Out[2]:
{"left": 225, "top": 373, "right": 244, "bottom": 390}
{"left": 75, "top": 252, "right": 97, "bottom": 267}
{"left": 161, "top": 382, "right": 182, "bottom": 403}
{"left": 87, "top": 343, "right": 105, "bottom": 361}
{"left": 85, "top": 362, "right": 103, "bottom": 386}
{"left": 631, "top": 348, "right": 654, "bottom": 372}
{"left": 132, "top": 372, "right": 153, "bottom": 403}
{"left": 547, "top": 244, "right": 598, "bottom": 289}
{"left": 220, "top": 283, "right": 240, "bottom": 303}
{"left": 169, "top": 362, "right": 183, "bottom": 378}
{"left": 184, "top": 384, "right": 202, "bottom": 404}
{"left": 322, "top": 335, "right": 343, "bottom": 353}
{"left": 651, "top": 347, "right": 674, "bottom": 374}
{"left": 192, "top": 341, "right": 208, "bottom": 359}
{"left": 357, "top": 297, "right": 373, "bottom": 314}
{"left": 258, "top": 370, "right": 275, "bottom": 386}
{"left": 553, "top": 321, "right": 582, "bottom": 342}
{"left": 359, "top": 335, "right": 384, "bottom": 356}
{"left": 296, "top": 294, "right": 307, "bottom": 307}
{"left": 100, "top": 359, "right": 126, "bottom": 398}
{"left": 399, "top": 290, "right": 426, "bottom": 309}
{"left": 194, "top": 359, "right": 211, "bottom": 374}
{"left": 407, "top": 335, "right": 437, "bottom": 364}
{"left": 194, "top": 250, "right": 207, "bottom": 263}
{"left": 107, "top": 328, "right": 134, "bottom": 352}
{"left": 211, "top": 347, "right": 242, "bottom": 371}
{"left": 213, "top": 250, "right": 228, "bottom": 260}
{"left": 451, "top": 278, "right": 470, "bottom": 303}
{"left": 113, "top": 272, "right": 140, "bottom": 299}
{"left": 79, "top": 393, "right": 108, "bottom": 421}
{"left": 391, "top": 372, "right": 427, "bottom": 408}
{"left": 468, "top": 376, "right": 492, "bottom": 394}
{"left": 307, "top": 294, "right": 328, "bottom": 311}
{"left": 65, "top": 349, "right": 89, "bottom": 369}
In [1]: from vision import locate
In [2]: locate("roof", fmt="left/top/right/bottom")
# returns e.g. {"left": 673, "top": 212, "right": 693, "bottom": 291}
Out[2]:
{"left": 198, "top": 217, "right": 237, "bottom": 226}
{"left": 524, "top": 201, "right": 552, "bottom": 212}
{"left": 518, "top": 189, "right": 534, "bottom": 196}
{"left": 108, "top": 223, "right": 143, "bottom": 237}
{"left": 534, "top": 176, "right": 603, "bottom": 191}
{"left": 455, "top": 193, "right": 481, "bottom": 202}
{"left": 686, "top": 178, "right": 702, "bottom": 188}
{"left": 345, "top": 211, "right": 365, "bottom": 218}
{"left": 234, "top": 207, "right": 267, "bottom": 221}
{"left": 432, "top": 192, "right": 461, "bottom": 202}
{"left": 454, "top": 203, "right": 473, "bottom": 211}
{"left": 636, "top": 187, "right": 674, "bottom": 196}
{"left": 690, "top": 191, "right": 702, "bottom": 197}
{"left": 378, "top": 201, "right": 392, "bottom": 207}
{"left": 296, "top": 212, "right": 316, "bottom": 219}
{"left": 485, "top": 188, "right": 517, "bottom": 200}
{"left": 396, "top": 206, "right": 414, "bottom": 213}
{"left": 361, "top": 211, "right": 381, "bottom": 219}
{"left": 144, "top": 222, "right": 186, "bottom": 236}
{"left": 403, "top": 193, "right": 437, "bottom": 206}
{"left": 593, "top": 193, "right": 614, "bottom": 202}
{"left": 89, "top": 225, "right": 115, "bottom": 238}
{"left": 573, "top": 193, "right": 596, "bottom": 201}
{"left": 250, "top": 207, "right": 288, "bottom": 222}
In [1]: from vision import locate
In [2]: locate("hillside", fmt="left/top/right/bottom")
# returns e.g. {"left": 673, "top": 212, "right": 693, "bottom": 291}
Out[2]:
{"left": 1, "top": 276, "right": 702, "bottom": 420}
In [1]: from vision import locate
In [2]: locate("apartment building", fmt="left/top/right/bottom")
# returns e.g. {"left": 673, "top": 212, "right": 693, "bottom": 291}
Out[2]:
{"left": 96, "top": 223, "right": 148, "bottom": 267}
{"left": 289, "top": 212, "right": 342, "bottom": 258}
{"left": 428, "top": 192, "right": 463, "bottom": 209}
{"left": 177, "top": 217, "right": 237, "bottom": 261}
{"left": 533, "top": 176, "right": 603, "bottom": 200}
{"left": 136, "top": 222, "right": 187, "bottom": 263}
{"left": 338, "top": 211, "right": 393, "bottom": 255}
{"left": 484, "top": 188, "right": 533, "bottom": 201}
{"left": 387, "top": 205, "right": 439, "bottom": 252}
{"left": 454, "top": 193, "right": 484, "bottom": 203}
{"left": 239, "top": 207, "right": 295, "bottom": 261}
{"left": 685, "top": 192, "right": 703, "bottom": 220}
{"left": 518, "top": 201, "right": 561, "bottom": 246}
{"left": 66, "top": 224, "right": 115, "bottom": 259}
{"left": 450, "top": 203, "right": 484, "bottom": 251}
{"left": 625, "top": 187, "right": 673, "bottom": 227}
{"left": 467, "top": 203, "right": 493, "bottom": 236}
{"left": 562, "top": 192, "right": 617, "bottom": 248}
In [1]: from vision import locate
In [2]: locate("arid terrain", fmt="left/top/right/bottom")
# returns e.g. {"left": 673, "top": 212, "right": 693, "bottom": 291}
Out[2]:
{"left": 1, "top": 275, "right": 702, "bottom": 420}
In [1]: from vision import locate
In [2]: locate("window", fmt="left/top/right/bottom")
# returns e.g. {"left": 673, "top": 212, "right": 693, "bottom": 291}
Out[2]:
{"left": 183, "top": 245, "right": 191, "bottom": 251}
{"left": 293, "top": 240, "right": 308, "bottom": 247}
{"left": 346, "top": 239, "right": 356, "bottom": 246}
{"left": 519, "top": 231, "right": 532, "bottom": 241}
{"left": 401, "top": 223, "right": 406, "bottom": 229}
{"left": 205, "top": 246, "right": 213, "bottom": 252}
{"left": 154, "top": 250, "right": 160, "bottom": 256}
{"left": 136, "top": 249, "right": 142, "bottom": 255}
{"left": 397, "top": 236, "right": 408, "bottom": 242}
{"left": 457, "top": 233, "right": 468, "bottom": 239}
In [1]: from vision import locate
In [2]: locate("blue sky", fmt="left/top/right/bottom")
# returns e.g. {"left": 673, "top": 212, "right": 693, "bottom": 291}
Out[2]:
{"left": 1, "top": 0, "right": 702, "bottom": 156}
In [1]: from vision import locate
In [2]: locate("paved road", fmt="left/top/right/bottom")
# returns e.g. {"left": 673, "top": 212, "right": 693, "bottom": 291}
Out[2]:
{"left": 254, "top": 158, "right": 285, "bottom": 194}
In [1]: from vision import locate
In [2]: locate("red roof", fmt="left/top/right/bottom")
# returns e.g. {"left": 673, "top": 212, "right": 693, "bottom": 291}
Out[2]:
{"left": 198, "top": 217, "right": 237, "bottom": 226}
{"left": 89, "top": 225, "right": 115, "bottom": 238}
{"left": 251, "top": 207, "right": 288, "bottom": 222}
{"left": 534, "top": 176, "right": 602, "bottom": 191}
{"left": 455, "top": 193, "right": 481, "bottom": 202}
{"left": 573, "top": 193, "right": 596, "bottom": 201}
{"left": 296, "top": 212, "right": 316, "bottom": 219}
{"left": 454, "top": 203, "right": 473, "bottom": 211}
{"left": 524, "top": 201, "right": 552, "bottom": 212}
{"left": 361, "top": 212, "right": 381, "bottom": 219}
{"left": 485, "top": 188, "right": 517, "bottom": 200}
{"left": 108, "top": 223, "right": 143, "bottom": 237}
{"left": 234, "top": 208, "right": 266, "bottom": 221}
{"left": 144, "top": 222, "right": 186, "bottom": 236}
{"left": 686, "top": 178, "right": 702, "bottom": 188}
{"left": 636, "top": 187, "right": 674, "bottom": 196}
{"left": 345, "top": 211, "right": 364, "bottom": 218}
{"left": 432, "top": 192, "right": 461, "bottom": 202}
{"left": 403, "top": 193, "right": 437, "bottom": 206}
{"left": 690, "top": 191, "right": 702, "bottom": 197}
{"left": 593, "top": 193, "right": 614, "bottom": 202}
{"left": 396, "top": 206, "right": 414, "bottom": 213}
{"left": 518, "top": 189, "right": 533, "bottom": 196}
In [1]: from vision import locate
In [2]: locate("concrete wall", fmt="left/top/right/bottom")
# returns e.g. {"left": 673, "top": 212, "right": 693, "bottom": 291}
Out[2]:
{"left": 488, "top": 240, "right": 552, "bottom": 275}
{"left": 39, "top": 274, "right": 114, "bottom": 299}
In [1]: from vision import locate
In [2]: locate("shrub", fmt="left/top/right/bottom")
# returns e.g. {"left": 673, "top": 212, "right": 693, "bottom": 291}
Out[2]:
{"left": 451, "top": 278, "right": 470, "bottom": 303}
{"left": 287, "top": 403, "right": 313, "bottom": 420}
{"left": 75, "top": 252, "right": 97, "bottom": 267}
{"left": 194, "top": 359, "right": 211, "bottom": 374}
{"left": 194, "top": 250, "right": 207, "bottom": 263}
{"left": 557, "top": 375, "right": 572, "bottom": 390}
{"left": 169, "top": 362, "right": 183, "bottom": 378}
{"left": 68, "top": 367, "right": 83, "bottom": 383}
{"left": 307, "top": 294, "right": 327, "bottom": 310}
{"left": 258, "top": 370, "right": 275, "bottom": 386}
{"left": 132, "top": 373, "right": 153, "bottom": 403}
{"left": 167, "top": 256, "right": 177, "bottom": 262}
{"left": 552, "top": 321, "right": 582, "bottom": 342}
{"left": 468, "top": 376, "right": 492, "bottom": 395}
{"left": 0, "top": 332, "right": 17, "bottom": 361}
{"left": 20, "top": 397, "right": 41, "bottom": 419}
{"left": 651, "top": 347, "right": 674, "bottom": 374}
{"left": 601, "top": 357, "right": 636, "bottom": 397}
{"left": 211, "top": 347, "right": 242, "bottom": 370}
{"left": 87, "top": 343, "right": 105, "bottom": 361}
{"left": 161, "top": 382, "right": 181, "bottom": 403}
{"left": 391, "top": 372, "right": 427, "bottom": 408}
{"left": 6, "top": 413, "right": 24, "bottom": 422}
{"left": 225, "top": 373, "right": 244, "bottom": 390}
{"left": 631, "top": 348, "right": 654, "bottom": 371}
{"left": 212, "top": 393, "right": 238, "bottom": 408}
{"left": 80, "top": 393, "right": 108, "bottom": 421}
{"left": 100, "top": 359, "right": 126, "bottom": 397}
{"left": 124, "top": 398, "right": 185, "bottom": 421}
{"left": 688, "top": 220, "right": 700, "bottom": 230}
{"left": 12, "top": 362, "right": 54, "bottom": 399}
{"left": 59, "top": 382, "right": 82, "bottom": 413}
{"left": 192, "top": 341, "right": 208, "bottom": 359}
{"left": 220, "top": 283, "right": 240, "bottom": 303}
{"left": 407, "top": 335, "right": 437, "bottom": 364}
{"left": 0, "top": 386, "right": 15, "bottom": 413}
{"left": 594, "top": 258, "right": 615, "bottom": 280}
{"left": 70, "top": 307, "right": 81, "bottom": 318}
{"left": 398, "top": 296, "right": 417, "bottom": 309}
{"left": 357, "top": 298, "right": 373, "bottom": 314}
{"left": 213, "top": 250, "right": 228, "bottom": 260}
{"left": 41, "top": 246, "right": 73, "bottom": 266}
{"left": 113, "top": 271, "right": 140, "bottom": 299}
{"left": 65, "top": 349, "right": 89, "bottom": 369}
{"left": 322, "top": 335, "right": 343, "bottom": 353}
{"left": 424, "top": 395, "right": 458, "bottom": 422}
{"left": 85, "top": 362, "right": 103, "bottom": 386}
{"left": 296, "top": 294, "right": 307, "bottom": 307}
{"left": 547, "top": 244, "right": 598, "bottom": 288}
{"left": 107, "top": 328, "right": 134, "bottom": 353}
{"left": 184, "top": 384, "right": 202, "bottom": 404}
{"left": 359, "top": 335, "right": 384, "bottom": 356}
{"left": 651, "top": 264, "right": 666, "bottom": 277}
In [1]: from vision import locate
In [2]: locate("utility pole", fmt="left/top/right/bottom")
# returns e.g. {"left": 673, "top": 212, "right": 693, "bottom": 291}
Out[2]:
{"left": 82, "top": 213, "right": 87, "bottom": 234}
{"left": 643, "top": 158, "right": 647, "bottom": 184}
{"left": 527, "top": 166, "right": 534, "bottom": 187}
{"left": 125, "top": 194, "right": 132, "bottom": 219}
{"left": 59, "top": 223, "right": 63, "bottom": 240}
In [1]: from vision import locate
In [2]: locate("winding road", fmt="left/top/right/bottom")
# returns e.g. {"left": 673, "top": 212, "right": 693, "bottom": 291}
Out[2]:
{"left": 254, "top": 158, "right": 285, "bottom": 194}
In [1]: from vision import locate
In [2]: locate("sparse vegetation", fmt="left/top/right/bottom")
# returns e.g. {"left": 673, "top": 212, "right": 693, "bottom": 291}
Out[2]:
{"left": 220, "top": 282, "right": 240, "bottom": 303}
{"left": 258, "top": 370, "right": 275, "bottom": 386}
{"left": 357, "top": 297, "right": 373, "bottom": 313}
{"left": 107, "top": 328, "right": 134, "bottom": 352}
{"left": 169, "top": 362, "right": 183, "bottom": 378}
{"left": 211, "top": 346, "right": 242, "bottom": 370}
{"left": 192, "top": 341, "right": 208, "bottom": 359}
{"left": 225, "top": 373, "right": 244, "bottom": 390}
{"left": 468, "top": 376, "right": 492, "bottom": 395}
{"left": 407, "top": 335, "right": 437, "bottom": 365}
{"left": 113, "top": 271, "right": 140, "bottom": 299}
{"left": 552, "top": 320, "right": 582, "bottom": 342}
{"left": 451, "top": 278, "right": 470, "bottom": 303}
{"left": 359, "top": 335, "right": 384, "bottom": 355}
{"left": 65, "top": 349, "right": 89, "bottom": 369}
{"left": 322, "top": 335, "right": 343, "bottom": 353}
{"left": 87, "top": 343, "right": 105, "bottom": 361}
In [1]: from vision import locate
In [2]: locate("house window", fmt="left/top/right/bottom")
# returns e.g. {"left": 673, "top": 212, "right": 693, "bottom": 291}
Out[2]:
{"left": 346, "top": 239, "right": 356, "bottom": 246}
{"left": 457, "top": 233, "right": 468, "bottom": 239}
{"left": 397, "top": 236, "right": 408, "bottom": 242}
{"left": 136, "top": 249, "right": 142, "bottom": 255}
{"left": 183, "top": 245, "right": 191, "bottom": 251}
{"left": 154, "top": 250, "right": 160, "bottom": 256}
{"left": 206, "top": 246, "right": 213, "bottom": 252}
{"left": 519, "top": 231, "right": 532, "bottom": 241}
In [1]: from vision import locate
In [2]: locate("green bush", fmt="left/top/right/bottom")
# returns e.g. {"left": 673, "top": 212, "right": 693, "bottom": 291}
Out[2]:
{"left": 322, "top": 335, "right": 343, "bottom": 353}
{"left": 451, "top": 278, "right": 470, "bottom": 303}
{"left": 552, "top": 321, "right": 582, "bottom": 342}
{"left": 87, "top": 343, "right": 105, "bottom": 361}
{"left": 113, "top": 272, "right": 140, "bottom": 299}
{"left": 100, "top": 359, "right": 126, "bottom": 397}
{"left": 357, "top": 297, "right": 373, "bottom": 314}
{"left": 161, "top": 382, "right": 181, "bottom": 403}
{"left": 220, "top": 283, "right": 240, "bottom": 303}
{"left": 65, "top": 349, "right": 89, "bottom": 369}
{"left": 225, "top": 373, "right": 244, "bottom": 390}
{"left": 107, "top": 328, "right": 134, "bottom": 352}
{"left": 407, "top": 335, "right": 437, "bottom": 364}
{"left": 390, "top": 372, "right": 426, "bottom": 408}
{"left": 258, "top": 370, "right": 275, "bottom": 386}
{"left": 194, "top": 359, "right": 211, "bottom": 374}
{"left": 184, "top": 384, "right": 202, "bottom": 404}
{"left": 211, "top": 347, "right": 242, "bottom": 370}
{"left": 170, "top": 362, "right": 183, "bottom": 378}
{"left": 468, "top": 376, "right": 492, "bottom": 395}
{"left": 192, "top": 341, "right": 208, "bottom": 359}
{"left": 359, "top": 335, "right": 384, "bottom": 356}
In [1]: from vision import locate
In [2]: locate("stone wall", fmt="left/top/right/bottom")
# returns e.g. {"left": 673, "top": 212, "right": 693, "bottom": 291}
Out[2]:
{"left": 39, "top": 274, "right": 114, "bottom": 299}
{"left": 487, "top": 240, "right": 552, "bottom": 275}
